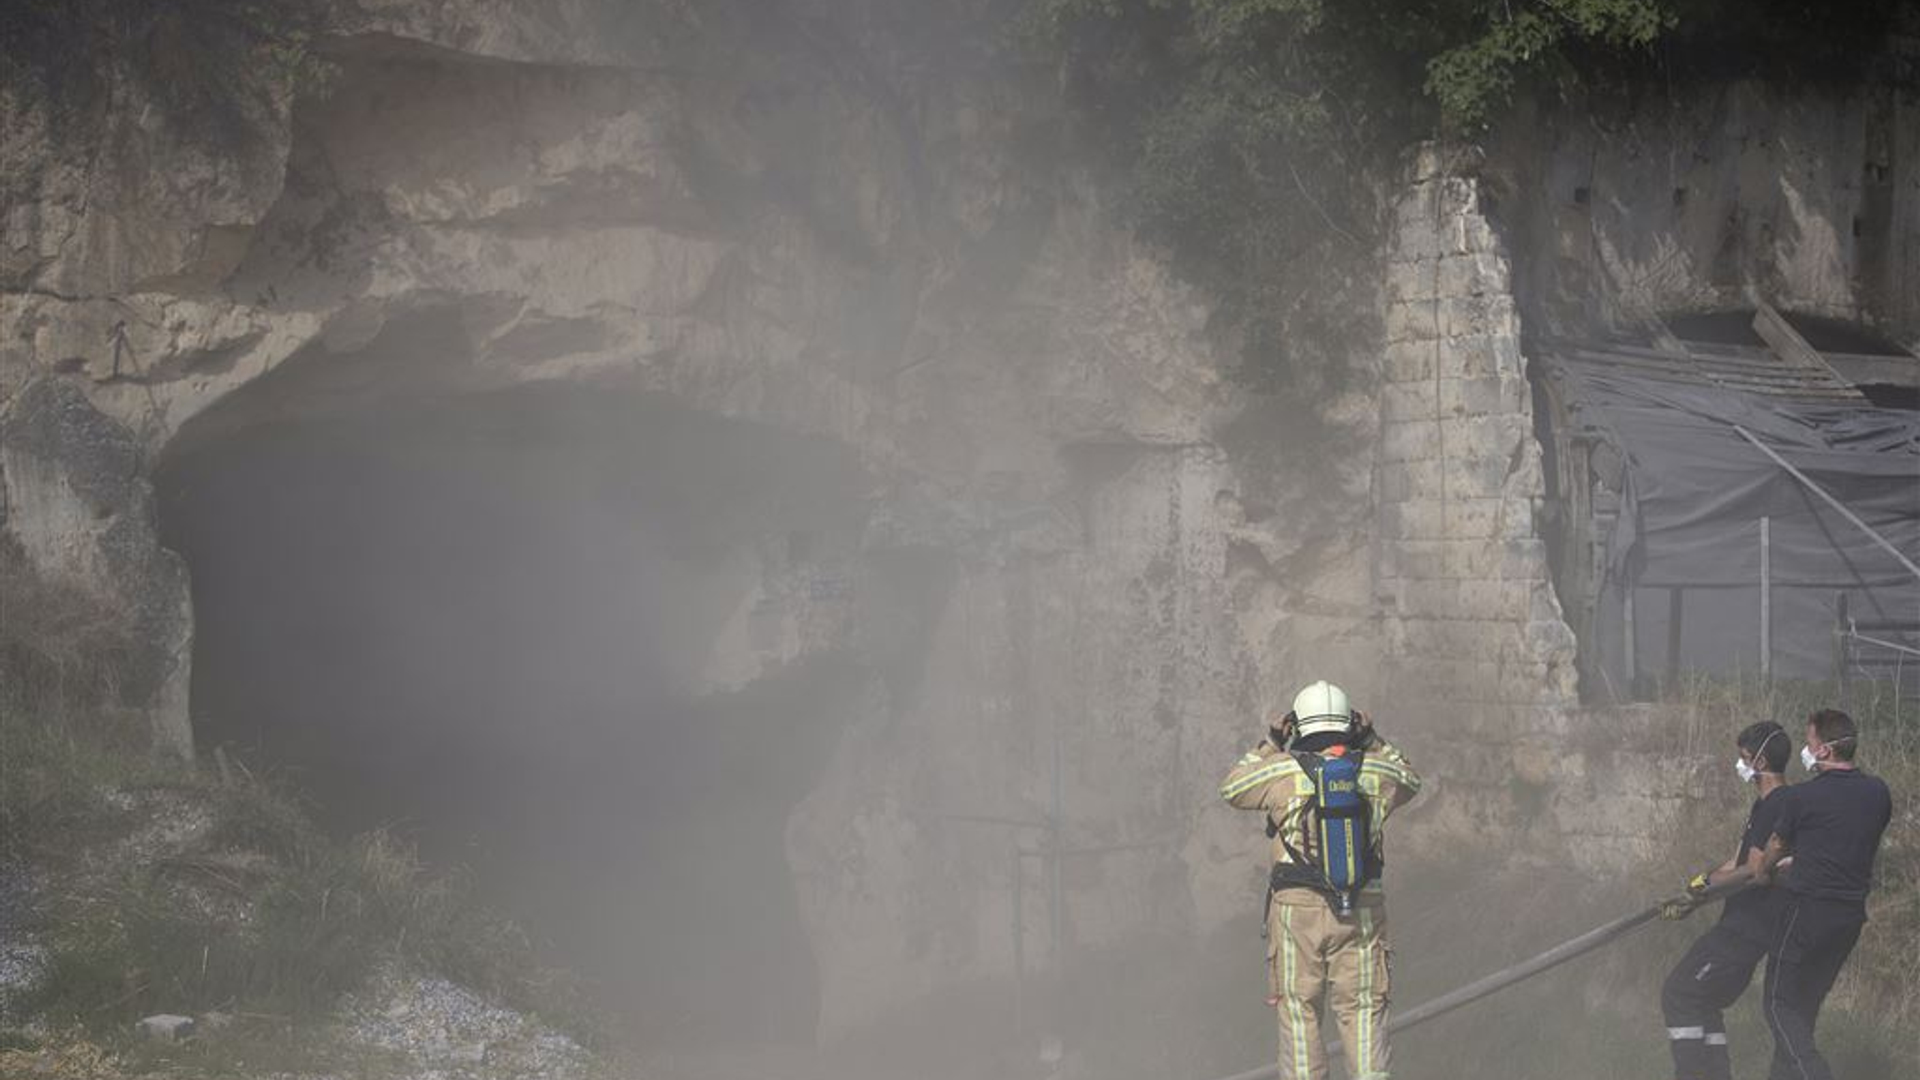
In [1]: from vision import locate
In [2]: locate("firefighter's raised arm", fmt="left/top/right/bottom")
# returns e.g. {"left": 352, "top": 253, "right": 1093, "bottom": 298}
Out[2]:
{"left": 1359, "top": 732, "right": 1423, "bottom": 812}
{"left": 1219, "top": 736, "right": 1294, "bottom": 811}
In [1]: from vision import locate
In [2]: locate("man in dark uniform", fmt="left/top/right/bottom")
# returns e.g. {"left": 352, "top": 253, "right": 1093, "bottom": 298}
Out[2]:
{"left": 1755, "top": 709, "right": 1894, "bottom": 1080}
{"left": 1659, "top": 720, "right": 1794, "bottom": 1080}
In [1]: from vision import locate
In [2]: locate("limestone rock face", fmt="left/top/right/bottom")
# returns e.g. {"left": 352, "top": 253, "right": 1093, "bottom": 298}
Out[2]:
{"left": 0, "top": 379, "right": 193, "bottom": 752}
{"left": 1485, "top": 80, "right": 1920, "bottom": 348}
{"left": 5, "top": 0, "right": 1904, "bottom": 1045}
{"left": 0, "top": 1, "right": 1330, "bottom": 1039}
{"left": 0, "top": 14, "right": 290, "bottom": 297}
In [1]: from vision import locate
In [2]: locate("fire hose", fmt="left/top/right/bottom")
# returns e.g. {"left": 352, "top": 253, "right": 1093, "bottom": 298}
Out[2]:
{"left": 1205, "top": 878, "right": 1755, "bottom": 1080}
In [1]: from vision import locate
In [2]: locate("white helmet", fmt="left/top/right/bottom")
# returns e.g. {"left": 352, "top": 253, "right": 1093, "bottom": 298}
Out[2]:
{"left": 1290, "top": 680, "right": 1354, "bottom": 739}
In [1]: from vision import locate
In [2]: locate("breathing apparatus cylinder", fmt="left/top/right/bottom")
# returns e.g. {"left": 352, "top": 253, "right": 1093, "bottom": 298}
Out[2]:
{"left": 1314, "top": 747, "right": 1366, "bottom": 916}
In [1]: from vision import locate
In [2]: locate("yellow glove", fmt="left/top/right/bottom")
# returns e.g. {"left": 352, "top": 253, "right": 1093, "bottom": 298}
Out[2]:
{"left": 1659, "top": 895, "right": 1701, "bottom": 921}
{"left": 1685, "top": 872, "right": 1712, "bottom": 897}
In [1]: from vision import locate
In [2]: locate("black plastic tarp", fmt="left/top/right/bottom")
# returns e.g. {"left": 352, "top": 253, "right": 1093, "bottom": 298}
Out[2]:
{"left": 1541, "top": 344, "right": 1920, "bottom": 693}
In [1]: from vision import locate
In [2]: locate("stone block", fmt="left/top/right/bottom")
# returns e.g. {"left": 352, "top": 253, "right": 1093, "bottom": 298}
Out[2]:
{"left": 1392, "top": 184, "right": 1441, "bottom": 230}
{"left": 1380, "top": 381, "right": 1438, "bottom": 422}
{"left": 1526, "top": 617, "right": 1578, "bottom": 659}
{"left": 1392, "top": 536, "right": 1546, "bottom": 580}
{"left": 1383, "top": 340, "right": 1438, "bottom": 383}
{"left": 1377, "top": 456, "right": 1511, "bottom": 504}
{"left": 1379, "top": 419, "right": 1441, "bottom": 462}
{"left": 1386, "top": 264, "right": 1441, "bottom": 304}
{"left": 1391, "top": 222, "right": 1444, "bottom": 263}
{"left": 1460, "top": 213, "right": 1501, "bottom": 254}
{"left": 1503, "top": 497, "right": 1541, "bottom": 540}
{"left": 1443, "top": 497, "right": 1515, "bottom": 540}
{"left": 1381, "top": 496, "right": 1510, "bottom": 540}
{"left": 1440, "top": 374, "right": 1526, "bottom": 418}
{"left": 1451, "top": 577, "right": 1537, "bottom": 621}
{"left": 1403, "top": 618, "right": 1531, "bottom": 661}
{"left": 1427, "top": 333, "right": 1521, "bottom": 380}
{"left": 1385, "top": 300, "right": 1439, "bottom": 343}
{"left": 1440, "top": 294, "right": 1519, "bottom": 338}
{"left": 1448, "top": 413, "right": 1530, "bottom": 461}
{"left": 1383, "top": 655, "right": 1515, "bottom": 704}
{"left": 1428, "top": 255, "right": 1474, "bottom": 300}
{"left": 1374, "top": 462, "right": 1418, "bottom": 504}
{"left": 1504, "top": 538, "right": 1551, "bottom": 578}
{"left": 1403, "top": 577, "right": 1528, "bottom": 622}
{"left": 1456, "top": 453, "right": 1522, "bottom": 498}
{"left": 1380, "top": 498, "right": 1448, "bottom": 540}
{"left": 1398, "top": 578, "right": 1459, "bottom": 614}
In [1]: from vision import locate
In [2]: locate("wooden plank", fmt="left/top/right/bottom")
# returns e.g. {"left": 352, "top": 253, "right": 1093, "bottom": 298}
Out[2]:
{"left": 1752, "top": 301, "right": 1864, "bottom": 398}
{"left": 1824, "top": 352, "right": 1920, "bottom": 388}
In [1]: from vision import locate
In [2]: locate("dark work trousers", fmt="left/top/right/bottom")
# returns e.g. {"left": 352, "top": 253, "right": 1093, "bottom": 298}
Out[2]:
{"left": 1763, "top": 897, "right": 1865, "bottom": 1080}
{"left": 1661, "top": 923, "right": 1767, "bottom": 1080}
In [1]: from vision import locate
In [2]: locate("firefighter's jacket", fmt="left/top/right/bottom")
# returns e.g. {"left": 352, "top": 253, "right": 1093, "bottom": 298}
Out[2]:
{"left": 1219, "top": 734, "right": 1422, "bottom": 904}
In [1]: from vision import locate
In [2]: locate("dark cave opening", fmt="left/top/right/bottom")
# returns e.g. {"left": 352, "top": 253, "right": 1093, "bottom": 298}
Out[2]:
{"left": 155, "top": 380, "right": 872, "bottom": 1050}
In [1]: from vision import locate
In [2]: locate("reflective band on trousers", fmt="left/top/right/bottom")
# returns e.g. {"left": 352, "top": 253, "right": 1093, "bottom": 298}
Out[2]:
{"left": 1279, "top": 906, "right": 1311, "bottom": 1078}
{"left": 1706, "top": 1034, "right": 1728, "bottom": 1046}
{"left": 1356, "top": 906, "right": 1376, "bottom": 1076}
{"left": 1668, "top": 1026, "right": 1706, "bottom": 1040}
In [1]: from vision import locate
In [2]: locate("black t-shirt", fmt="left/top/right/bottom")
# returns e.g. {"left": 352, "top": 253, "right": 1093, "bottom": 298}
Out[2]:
{"left": 1719, "top": 786, "right": 1789, "bottom": 941}
{"left": 1772, "top": 768, "right": 1894, "bottom": 909}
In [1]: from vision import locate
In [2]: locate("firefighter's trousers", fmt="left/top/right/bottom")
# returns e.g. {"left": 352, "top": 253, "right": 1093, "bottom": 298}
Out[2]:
{"left": 1661, "top": 922, "right": 1766, "bottom": 1080}
{"left": 1266, "top": 888, "right": 1392, "bottom": 1080}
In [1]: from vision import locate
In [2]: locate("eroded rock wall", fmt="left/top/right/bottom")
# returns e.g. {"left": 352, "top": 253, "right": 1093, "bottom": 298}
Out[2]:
{"left": 6, "top": 0, "right": 1909, "bottom": 1045}
{"left": 1, "top": 1, "right": 1381, "bottom": 1039}
{"left": 1487, "top": 75, "right": 1920, "bottom": 347}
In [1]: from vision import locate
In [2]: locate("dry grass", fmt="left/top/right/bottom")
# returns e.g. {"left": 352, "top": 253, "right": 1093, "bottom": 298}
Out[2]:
{"left": 1, "top": 712, "right": 604, "bottom": 1064}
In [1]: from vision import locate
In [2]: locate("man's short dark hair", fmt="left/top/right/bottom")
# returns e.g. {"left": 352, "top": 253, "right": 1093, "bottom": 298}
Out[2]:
{"left": 1737, "top": 720, "right": 1790, "bottom": 772}
{"left": 1807, "top": 709, "right": 1858, "bottom": 761}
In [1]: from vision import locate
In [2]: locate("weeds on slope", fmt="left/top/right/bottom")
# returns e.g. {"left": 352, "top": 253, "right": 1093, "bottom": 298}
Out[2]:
{"left": 0, "top": 705, "right": 603, "bottom": 1055}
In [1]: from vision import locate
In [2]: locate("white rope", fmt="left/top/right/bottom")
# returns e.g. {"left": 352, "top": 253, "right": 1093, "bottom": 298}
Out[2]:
{"left": 1732, "top": 425, "right": 1920, "bottom": 585}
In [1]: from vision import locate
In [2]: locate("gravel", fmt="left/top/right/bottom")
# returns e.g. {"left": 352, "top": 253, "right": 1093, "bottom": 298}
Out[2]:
{"left": 341, "top": 965, "right": 597, "bottom": 1080}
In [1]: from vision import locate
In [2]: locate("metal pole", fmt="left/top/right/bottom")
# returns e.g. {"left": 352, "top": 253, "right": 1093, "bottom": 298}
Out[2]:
{"left": 1760, "top": 516, "right": 1772, "bottom": 680}
{"left": 1666, "top": 587, "right": 1685, "bottom": 689}
{"left": 1049, "top": 722, "right": 1064, "bottom": 972}
{"left": 1836, "top": 592, "right": 1853, "bottom": 708}
{"left": 1623, "top": 586, "right": 1637, "bottom": 693}
{"left": 1011, "top": 845, "right": 1025, "bottom": 1036}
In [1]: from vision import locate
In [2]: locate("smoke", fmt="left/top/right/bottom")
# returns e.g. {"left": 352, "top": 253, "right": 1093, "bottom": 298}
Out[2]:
{"left": 159, "top": 381, "right": 867, "bottom": 1048}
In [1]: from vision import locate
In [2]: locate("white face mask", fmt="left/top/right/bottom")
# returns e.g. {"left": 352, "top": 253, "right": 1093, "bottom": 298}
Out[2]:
{"left": 1801, "top": 745, "right": 1820, "bottom": 772}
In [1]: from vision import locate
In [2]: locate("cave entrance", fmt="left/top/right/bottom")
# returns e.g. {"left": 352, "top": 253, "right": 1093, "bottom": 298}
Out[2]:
{"left": 157, "top": 375, "right": 871, "bottom": 1050}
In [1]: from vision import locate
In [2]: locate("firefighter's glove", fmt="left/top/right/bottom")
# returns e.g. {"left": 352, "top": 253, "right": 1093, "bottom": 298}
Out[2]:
{"left": 1685, "top": 872, "right": 1712, "bottom": 897}
{"left": 1269, "top": 710, "right": 1299, "bottom": 747}
{"left": 1659, "top": 894, "right": 1701, "bottom": 921}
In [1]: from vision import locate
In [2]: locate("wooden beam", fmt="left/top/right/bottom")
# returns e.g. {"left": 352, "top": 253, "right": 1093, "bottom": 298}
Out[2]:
{"left": 1751, "top": 301, "right": 1864, "bottom": 398}
{"left": 1824, "top": 351, "right": 1920, "bottom": 389}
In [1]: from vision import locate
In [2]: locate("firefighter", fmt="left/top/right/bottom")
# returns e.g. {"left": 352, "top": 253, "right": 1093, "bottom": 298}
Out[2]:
{"left": 1219, "top": 680, "right": 1422, "bottom": 1080}
{"left": 1753, "top": 709, "right": 1893, "bottom": 1080}
{"left": 1657, "top": 720, "right": 1793, "bottom": 1080}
